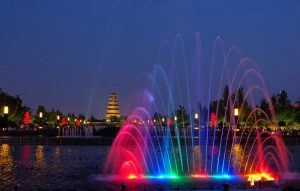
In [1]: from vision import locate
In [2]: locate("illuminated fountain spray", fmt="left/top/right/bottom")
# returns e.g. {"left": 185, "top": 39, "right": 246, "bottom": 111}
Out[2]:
{"left": 104, "top": 33, "right": 290, "bottom": 184}
{"left": 59, "top": 126, "right": 93, "bottom": 137}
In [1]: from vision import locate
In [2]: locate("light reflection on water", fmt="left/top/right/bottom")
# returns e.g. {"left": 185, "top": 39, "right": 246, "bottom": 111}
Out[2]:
{"left": 0, "top": 144, "right": 109, "bottom": 190}
{"left": 0, "top": 144, "right": 14, "bottom": 184}
{"left": 0, "top": 144, "right": 298, "bottom": 190}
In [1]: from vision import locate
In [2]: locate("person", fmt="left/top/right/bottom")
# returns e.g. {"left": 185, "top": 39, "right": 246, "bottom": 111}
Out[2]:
{"left": 223, "top": 182, "right": 229, "bottom": 191}
{"left": 258, "top": 180, "right": 262, "bottom": 189}
{"left": 14, "top": 183, "right": 20, "bottom": 191}
{"left": 121, "top": 182, "right": 127, "bottom": 191}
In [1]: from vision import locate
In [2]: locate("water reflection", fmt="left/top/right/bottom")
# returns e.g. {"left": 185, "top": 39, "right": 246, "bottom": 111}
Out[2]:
{"left": 0, "top": 144, "right": 14, "bottom": 187}
{"left": 0, "top": 145, "right": 108, "bottom": 190}
{"left": 0, "top": 144, "right": 298, "bottom": 190}
{"left": 21, "top": 145, "right": 30, "bottom": 166}
{"left": 54, "top": 146, "right": 60, "bottom": 159}
{"left": 231, "top": 144, "right": 243, "bottom": 171}
{"left": 35, "top": 145, "right": 45, "bottom": 166}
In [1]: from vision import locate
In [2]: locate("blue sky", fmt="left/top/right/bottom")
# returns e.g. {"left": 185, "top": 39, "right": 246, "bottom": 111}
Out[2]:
{"left": 0, "top": 0, "right": 299, "bottom": 117}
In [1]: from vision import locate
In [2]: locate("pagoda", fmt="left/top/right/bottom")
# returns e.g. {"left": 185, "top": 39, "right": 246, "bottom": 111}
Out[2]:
{"left": 105, "top": 92, "right": 121, "bottom": 120}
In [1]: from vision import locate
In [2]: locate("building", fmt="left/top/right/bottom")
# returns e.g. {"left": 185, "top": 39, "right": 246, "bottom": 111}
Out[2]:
{"left": 105, "top": 92, "right": 121, "bottom": 121}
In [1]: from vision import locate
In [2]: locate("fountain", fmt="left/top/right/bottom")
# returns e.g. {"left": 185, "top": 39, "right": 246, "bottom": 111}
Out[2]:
{"left": 103, "top": 33, "right": 291, "bottom": 186}
{"left": 58, "top": 126, "right": 94, "bottom": 137}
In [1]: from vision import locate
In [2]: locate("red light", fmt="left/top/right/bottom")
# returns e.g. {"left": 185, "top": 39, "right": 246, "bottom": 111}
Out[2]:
{"left": 76, "top": 118, "right": 80, "bottom": 126}
{"left": 210, "top": 112, "right": 217, "bottom": 127}
{"left": 61, "top": 117, "right": 67, "bottom": 126}
{"left": 23, "top": 111, "right": 31, "bottom": 125}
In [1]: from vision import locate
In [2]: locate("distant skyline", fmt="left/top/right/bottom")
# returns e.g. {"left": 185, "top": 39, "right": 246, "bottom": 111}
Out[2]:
{"left": 0, "top": 0, "right": 300, "bottom": 117}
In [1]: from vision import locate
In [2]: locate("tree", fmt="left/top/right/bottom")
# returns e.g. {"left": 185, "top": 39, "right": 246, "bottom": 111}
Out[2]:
{"left": 89, "top": 115, "right": 97, "bottom": 122}
{"left": 175, "top": 105, "right": 189, "bottom": 127}
{"left": 270, "top": 94, "right": 277, "bottom": 112}
{"left": 153, "top": 112, "right": 162, "bottom": 123}
{"left": 0, "top": 90, "right": 30, "bottom": 125}
{"left": 277, "top": 90, "right": 291, "bottom": 112}
{"left": 235, "top": 87, "right": 252, "bottom": 124}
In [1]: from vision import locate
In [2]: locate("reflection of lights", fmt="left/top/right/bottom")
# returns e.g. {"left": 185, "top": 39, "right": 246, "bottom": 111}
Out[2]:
{"left": 128, "top": 174, "right": 137, "bottom": 179}
{"left": 247, "top": 172, "right": 275, "bottom": 186}
{"left": 194, "top": 113, "right": 199, "bottom": 119}
{"left": 146, "top": 174, "right": 179, "bottom": 179}
{"left": 194, "top": 127, "right": 199, "bottom": 130}
{"left": 56, "top": 115, "right": 60, "bottom": 120}
{"left": 191, "top": 174, "right": 208, "bottom": 178}
{"left": 39, "top": 112, "right": 43, "bottom": 118}
{"left": 0, "top": 144, "right": 13, "bottom": 174}
{"left": 162, "top": 117, "right": 165, "bottom": 122}
{"left": 174, "top": 116, "right": 178, "bottom": 121}
{"left": 39, "top": 126, "right": 43, "bottom": 129}
{"left": 36, "top": 145, "right": 44, "bottom": 166}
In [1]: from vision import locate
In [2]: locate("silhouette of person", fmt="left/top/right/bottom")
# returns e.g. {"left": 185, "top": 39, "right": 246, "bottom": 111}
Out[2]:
{"left": 121, "top": 182, "right": 127, "bottom": 191}
{"left": 223, "top": 182, "right": 229, "bottom": 191}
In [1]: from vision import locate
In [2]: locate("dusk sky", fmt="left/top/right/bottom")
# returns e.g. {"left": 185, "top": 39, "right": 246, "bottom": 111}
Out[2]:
{"left": 0, "top": 0, "right": 300, "bottom": 117}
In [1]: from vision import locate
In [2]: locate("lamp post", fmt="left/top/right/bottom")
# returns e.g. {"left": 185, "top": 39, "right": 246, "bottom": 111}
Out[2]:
{"left": 234, "top": 108, "right": 239, "bottom": 143}
{"left": 194, "top": 113, "right": 199, "bottom": 120}
{"left": 56, "top": 115, "right": 60, "bottom": 128}
{"left": 39, "top": 112, "right": 43, "bottom": 128}
{"left": 234, "top": 108, "right": 239, "bottom": 127}
{"left": 4, "top": 106, "right": 9, "bottom": 115}
{"left": 194, "top": 112, "right": 199, "bottom": 130}
{"left": 3, "top": 106, "right": 9, "bottom": 129}
{"left": 234, "top": 108, "right": 239, "bottom": 118}
{"left": 39, "top": 112, "right": 43, "bottom": 118}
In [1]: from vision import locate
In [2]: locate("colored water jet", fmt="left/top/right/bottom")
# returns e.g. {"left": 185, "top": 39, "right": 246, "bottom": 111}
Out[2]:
{"left": 103, "top": 34, "right": 291, "bottom": 184}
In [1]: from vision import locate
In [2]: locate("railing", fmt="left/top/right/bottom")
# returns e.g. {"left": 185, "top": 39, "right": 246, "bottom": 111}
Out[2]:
{"left": 0, "top": 136, "right": 300, "bottom": 145}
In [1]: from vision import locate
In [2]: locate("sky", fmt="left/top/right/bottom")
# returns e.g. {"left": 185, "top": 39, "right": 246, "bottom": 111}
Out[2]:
{"left": 0, "top": 0, "right": 300, "bottom": 118}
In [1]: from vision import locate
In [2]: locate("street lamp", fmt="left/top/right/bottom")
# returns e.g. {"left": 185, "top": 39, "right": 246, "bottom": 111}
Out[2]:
{"left": 56, "top": 115, "right": 60, "bottom": 128}
{"left": 3, "top": 106, "right": 9, "bottom": 129}
{"left": 38, "top": 112, "right": 43, "bottom": 129}
{"left": 233, "top": 108, "right": 239, "bottom": 143}
{"left": 39, "top": 112, "right": 43, "bottom": 118}
{"left": 3, "top": 106, "right": 9, "bottom": 115}
{"left": 174, "top": 116, "right": 178, "bottom": 121}
{"left": 234, "top": 108, "right": 239, "bottom": 117}
{"left": 194, "top": 113, "right": 199, "bottom": 128}
{"left": 234, "top": 108, "right": 239, "bottom": 130}
{"left": 162, "top": 117, "right": 165, "bottom": 123}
